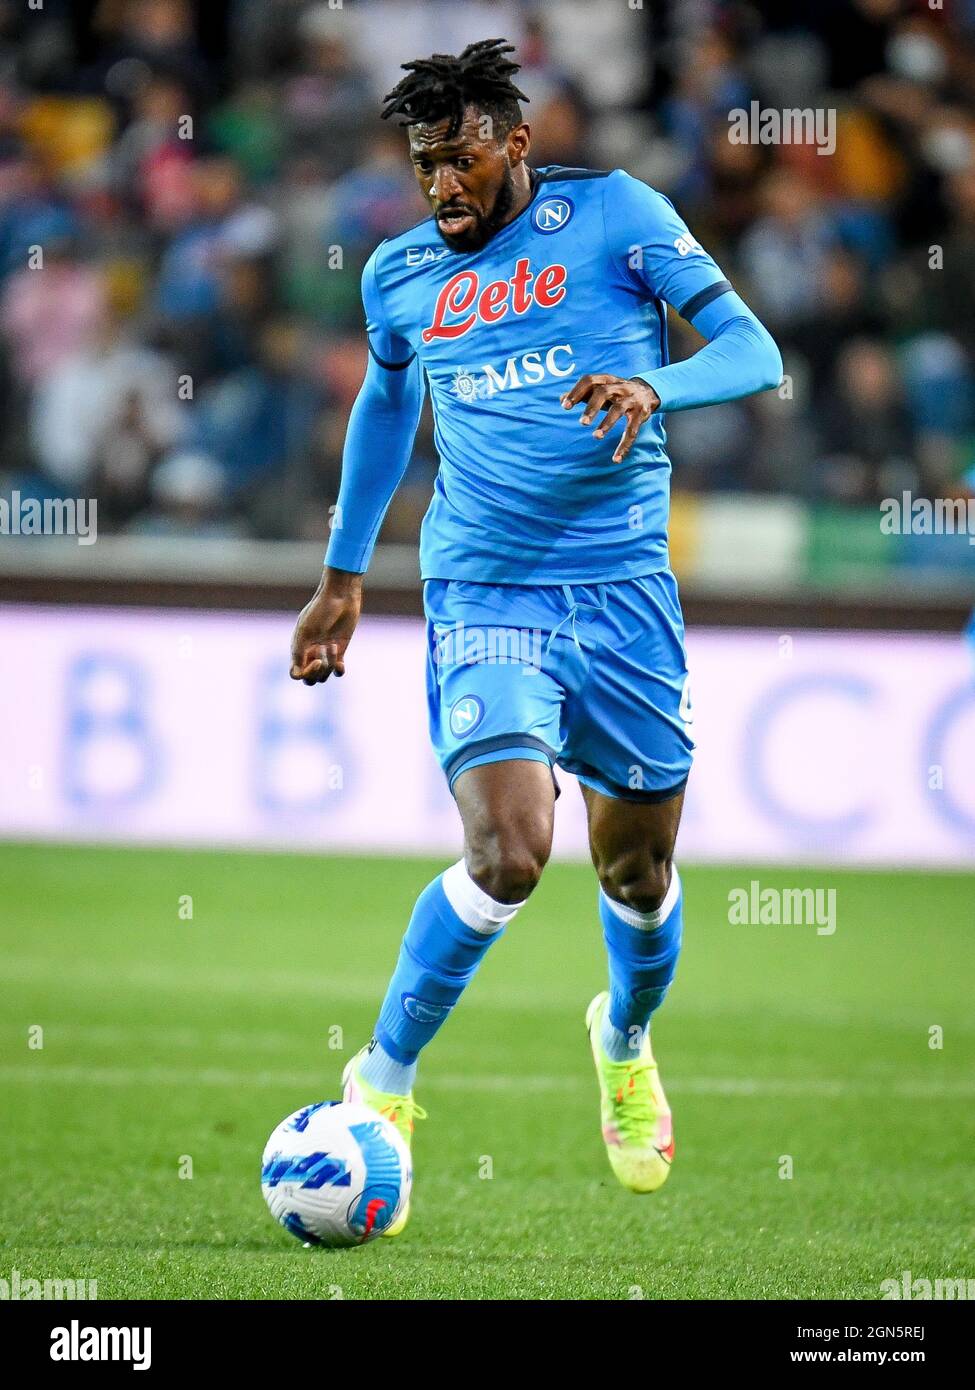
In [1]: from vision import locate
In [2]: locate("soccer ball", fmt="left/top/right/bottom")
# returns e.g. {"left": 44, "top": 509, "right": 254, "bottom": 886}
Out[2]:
{"left": 261, "top": 1100, "right": 411, "bottom": 1248}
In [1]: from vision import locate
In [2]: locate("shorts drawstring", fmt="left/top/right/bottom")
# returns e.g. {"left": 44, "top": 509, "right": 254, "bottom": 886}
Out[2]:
{"left": 544, "top": 583, "right": 609, "bottom": 656}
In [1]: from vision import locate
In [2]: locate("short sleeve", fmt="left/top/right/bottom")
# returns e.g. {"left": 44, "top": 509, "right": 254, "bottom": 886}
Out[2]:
{"left": 605, "top": 170, "right": 733, "bottom": 322}
{"left": 362, "top": 247, "right": 415, "bottom": 370}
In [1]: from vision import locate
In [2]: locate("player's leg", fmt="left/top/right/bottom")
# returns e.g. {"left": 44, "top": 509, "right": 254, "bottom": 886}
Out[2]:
{"left": 343, "top": 577, "right": 565, "bottom": 1231}
{"left": 342, "top": 757, "right": 554, "bottom": 1233}
{"left": 555, "top": 571, "right": 693, "bottom": 1191}
{"left": 454, "top": 756, "right": 555, "bottom": 900}
{"left": 352, "top": 574, "right": 562, "bottom": 1096}
{"left": 352, "top": 756, "right": 554, "bottom": 1098}
{"left": 584, "top": 783, "right": 684, "bottom": 1059}
{"left": 582, "top": 785, "right": 684, "bottom": 1194}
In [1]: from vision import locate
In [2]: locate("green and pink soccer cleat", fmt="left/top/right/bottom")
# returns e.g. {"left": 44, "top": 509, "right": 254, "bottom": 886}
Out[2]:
{"left": 586, "top": 991, "right": 674, "bottom": 1193}
{"left": 342, "top": 1046, "right": 427, "bottom": 1236}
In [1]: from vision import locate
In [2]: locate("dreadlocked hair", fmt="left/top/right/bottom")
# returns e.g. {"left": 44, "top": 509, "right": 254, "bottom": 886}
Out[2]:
{"left": 380, "top": 37, "right": 529, "bottom": 139}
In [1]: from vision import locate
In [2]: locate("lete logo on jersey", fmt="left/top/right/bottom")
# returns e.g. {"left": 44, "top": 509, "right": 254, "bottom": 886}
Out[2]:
{"left": 422, "top": 257, "right": 567, "bottom": 343}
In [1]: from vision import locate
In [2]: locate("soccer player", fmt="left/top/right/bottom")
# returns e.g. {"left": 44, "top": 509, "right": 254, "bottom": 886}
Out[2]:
{"left": 290, "top": 39, "right": 782, "bottom": 1233}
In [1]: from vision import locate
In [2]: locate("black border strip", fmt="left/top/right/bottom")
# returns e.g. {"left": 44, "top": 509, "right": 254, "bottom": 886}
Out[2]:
{"left": 653, "top": 296, "right": 670, "bottom": 368}
{"left": 444, "top": 733, "right": 557, "bottom": 785}
{"left": 574, "top": 771, "right": 689, "bottom": 805}
{"left": 367, "top": 341, "right": 416, "bottom": 371}
{"left": 678, "top": 278, "right": 733, "bottom": 322}
{"left": 537, "top": 166, "right": 612, "bottom": 183}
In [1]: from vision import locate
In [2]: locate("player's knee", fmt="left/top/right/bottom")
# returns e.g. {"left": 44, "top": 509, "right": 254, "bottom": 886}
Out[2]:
{"left": 466, "top": 827, "right": 549, "bottom": 904}
{"left": 600, "top": 852, "right": 672, "bottom": 915}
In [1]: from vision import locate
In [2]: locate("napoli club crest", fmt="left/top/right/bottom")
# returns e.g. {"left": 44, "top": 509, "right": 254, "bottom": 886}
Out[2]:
{"left": 449, "top": 695, "right": 484, "bottom": 738}
{"left": 532, "top": 196, "right": 574, "bottom": 234}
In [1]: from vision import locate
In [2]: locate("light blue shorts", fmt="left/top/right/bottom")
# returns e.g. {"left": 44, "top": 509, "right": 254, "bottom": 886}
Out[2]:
{"left": 424, "top": 571, "right": 694, "bottom": 802}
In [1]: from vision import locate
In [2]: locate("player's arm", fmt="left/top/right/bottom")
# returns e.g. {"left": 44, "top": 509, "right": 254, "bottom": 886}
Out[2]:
{"left": 291, "top": 255, "right": 423, "bottom": 686}
{"left": 562, "top": 171, "right": 782, "bottom": 460}
{"left": 629, "top": 286, "right": 782, "bottom": 414}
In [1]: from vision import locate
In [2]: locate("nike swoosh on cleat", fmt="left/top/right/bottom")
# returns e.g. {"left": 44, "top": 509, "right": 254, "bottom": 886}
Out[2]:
{"left": 361, "top": 1198, "right": 388, "bottom": 1238}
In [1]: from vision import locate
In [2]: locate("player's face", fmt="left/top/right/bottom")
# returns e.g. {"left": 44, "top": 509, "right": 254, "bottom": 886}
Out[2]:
{"left": 409, "top": 108, "right": 528, "bottom": 252}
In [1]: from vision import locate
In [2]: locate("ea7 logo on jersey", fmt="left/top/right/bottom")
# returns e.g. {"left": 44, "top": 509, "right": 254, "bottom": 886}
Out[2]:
{"left": 405, "top": 245, "right": 451, "bottom": 266}
{"left": 422, "top": 257, "right": 567, "bottom": 343}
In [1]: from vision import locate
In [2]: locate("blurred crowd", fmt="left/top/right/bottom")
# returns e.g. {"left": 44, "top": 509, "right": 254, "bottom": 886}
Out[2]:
{"left": 1, "top": 0, "right": 975, "bottom": 545}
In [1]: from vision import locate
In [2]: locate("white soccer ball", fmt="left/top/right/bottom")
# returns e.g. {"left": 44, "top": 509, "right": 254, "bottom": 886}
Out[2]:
{"left": 261, "top": 1100, "right": 412, "bottom": 1248}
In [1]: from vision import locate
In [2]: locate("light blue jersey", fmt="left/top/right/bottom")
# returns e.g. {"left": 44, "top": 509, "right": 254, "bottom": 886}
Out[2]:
{"left": 325, "top": 163, "right": 780, "bottom": 799}
{"left": 357, "top": 166, "right": 735, "bottom": 585}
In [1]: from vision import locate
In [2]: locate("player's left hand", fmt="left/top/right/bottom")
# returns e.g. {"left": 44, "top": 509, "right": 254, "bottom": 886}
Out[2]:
{"left": 560, "top": 374, "right": 660, "bottom": 463}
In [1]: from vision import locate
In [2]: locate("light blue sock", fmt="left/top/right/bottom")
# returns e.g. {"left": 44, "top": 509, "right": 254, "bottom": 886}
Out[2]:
{"left": 358, "top": 862, "right": 524, "bottom": 1095}
{"left": 599, "top": 868, "right": 683, "bottom": 1062}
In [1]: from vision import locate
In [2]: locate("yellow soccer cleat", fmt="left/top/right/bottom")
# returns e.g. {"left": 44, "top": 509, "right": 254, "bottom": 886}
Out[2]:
{"left": 585, "top": 990, "right": 674, "bottom": 1193}
{"left": 342, "top": 1046, "right": 426, "bottom": 1236}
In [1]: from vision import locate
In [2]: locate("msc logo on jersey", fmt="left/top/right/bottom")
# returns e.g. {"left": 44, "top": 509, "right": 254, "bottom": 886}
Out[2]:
{"left": 450, "top": 368, "right": 484, "bottom": 404}
{"left": 532, "top": 196, "right": 574, "bottom": 234}
{"left": 450, "top": 344, "right": 576, "bottom": 403}
{"left": 449, "top": 695, "right": 484, "bottom": 738}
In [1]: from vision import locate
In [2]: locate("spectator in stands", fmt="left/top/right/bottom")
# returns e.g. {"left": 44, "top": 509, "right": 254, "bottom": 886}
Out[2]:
{"left": 189, "top": 316, "right": 321, "bottom": 517}
{"left": 0, "top": 0, "right": 972, "bottom": 566}
{"left": 1, "top": 229, "right": 106, "bottom": 385}
{"left": 816, "top": 339, "right": 917, "bottom": 504}
{"left": 739, "top": 168, "right": 837, "bottom": 336}
{"left": 29, "top": 310, "right": 185, "bottom": 492}
{"left": 129, "top": 448, "right": 247, "bottom": 537}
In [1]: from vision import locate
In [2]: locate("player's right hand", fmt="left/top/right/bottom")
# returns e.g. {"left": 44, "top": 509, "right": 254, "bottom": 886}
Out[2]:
{"left": 289, "top": 570, "right": 363, "bottom": 685}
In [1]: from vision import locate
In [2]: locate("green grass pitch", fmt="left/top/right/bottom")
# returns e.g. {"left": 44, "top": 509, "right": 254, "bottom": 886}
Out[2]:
{"left": 1, "top": 842, "right": 972, "bottom": 1300}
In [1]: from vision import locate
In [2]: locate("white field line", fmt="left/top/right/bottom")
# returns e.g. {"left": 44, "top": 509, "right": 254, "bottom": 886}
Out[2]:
{"left": 0, "top": 1063, "right": 972, "bottom": 1100}
{"left": 10, "top": 1021, "right": 975, "bottom": 1071}
{"left": 0, "top": 957, "right": 569, "bottom": 1011}
{"left": 4, "top": 957, "right": 973, "bottom": 1034}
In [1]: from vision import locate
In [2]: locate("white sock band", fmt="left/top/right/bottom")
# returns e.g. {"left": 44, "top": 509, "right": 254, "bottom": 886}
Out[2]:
{"left": 602, "top": 866, "right": 681, "bottom": 931}
{"left": 442, "top": 860, "right": 526, "bottom": 935}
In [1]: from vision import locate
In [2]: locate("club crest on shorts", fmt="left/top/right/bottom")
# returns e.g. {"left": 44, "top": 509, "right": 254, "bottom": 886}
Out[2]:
{"left": 449, "top": 695, "right": 483, "bottom": 738}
